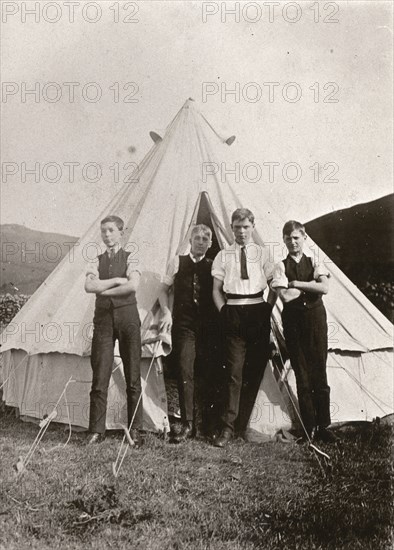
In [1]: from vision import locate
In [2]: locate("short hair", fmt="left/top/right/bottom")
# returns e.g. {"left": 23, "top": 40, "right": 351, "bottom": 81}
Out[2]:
{"left": 191, "top": 224, "right": 212, "bottom": 239}
{"left": 231, "top": 208, "right": 255, "bottom": 225}
{"left": 282, "top": 220, "right": 306, "bottom": 237}
{"left": 100, "top": 215, "right": 124, "bottom": 231}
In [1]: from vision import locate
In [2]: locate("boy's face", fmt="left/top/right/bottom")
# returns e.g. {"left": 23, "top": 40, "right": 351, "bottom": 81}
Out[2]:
{"left": 283, "top": 230, "right": 306, "bottom": 255}
{"left": 100, "top": 222, "right": 123, "bottom": 248}
{"left": 190, "top": 231, "right": 211, "bottom": 257}
{"left": 232, "top": 217, "right": 254, "bottom": 245}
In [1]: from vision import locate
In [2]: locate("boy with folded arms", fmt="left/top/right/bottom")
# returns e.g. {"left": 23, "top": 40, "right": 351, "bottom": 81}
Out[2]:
{"left": 84, "top": 215, "right": 143, "bottom": 446}
{"left": 271, "top": 220, "right": 337, "bottom": 443}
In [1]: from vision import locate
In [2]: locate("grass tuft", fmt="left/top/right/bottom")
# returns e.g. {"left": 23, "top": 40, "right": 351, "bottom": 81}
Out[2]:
{"left": 0, "top": 410, "right": 393, "bottom": 549}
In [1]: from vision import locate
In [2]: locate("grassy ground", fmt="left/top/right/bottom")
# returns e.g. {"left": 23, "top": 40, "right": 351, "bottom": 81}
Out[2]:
{"left": 0, "top": 410, "right": 392, "bottom": 550}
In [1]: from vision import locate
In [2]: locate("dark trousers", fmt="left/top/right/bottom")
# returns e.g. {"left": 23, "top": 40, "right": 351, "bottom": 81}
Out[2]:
{"left": 282, "top": 304, "right": 331, "bottom": 433}
{"left": 221, "top": 302, "right": 272, "bottom": 434}
{"left": 89, "top": 304, "right": 142, "bottom": 434}
{"left": 173, "top": 318, "right": 222, "bottom": 431}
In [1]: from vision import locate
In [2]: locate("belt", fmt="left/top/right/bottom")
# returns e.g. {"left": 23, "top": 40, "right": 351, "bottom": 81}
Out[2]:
{"left": 226, "top": 291, "right": 264, "bottom": 299}
{"left": 226, "top": 291, "right": 265, "bottom": 306}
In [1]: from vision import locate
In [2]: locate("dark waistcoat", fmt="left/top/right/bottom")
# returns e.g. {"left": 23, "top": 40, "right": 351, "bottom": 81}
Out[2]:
{"left": 173, "top": 255, "right": 214, "bottom": 325}
{"left": 283, "top": 254, "right": 323, "bottom": 311}
{"left": 95, "top": 248, "right": 136, "bottom": 310}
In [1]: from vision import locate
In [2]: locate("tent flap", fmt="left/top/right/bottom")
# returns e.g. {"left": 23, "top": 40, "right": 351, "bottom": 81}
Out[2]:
{"left": 1, "top": 99, "right": 392, "bottom": 435}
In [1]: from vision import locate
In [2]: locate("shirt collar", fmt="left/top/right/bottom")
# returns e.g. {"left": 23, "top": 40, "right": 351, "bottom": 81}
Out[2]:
{"left": 189, "top": 252, "right": 205, "bottom": 263}
{"left": 106, "top": 243, "right": 121, "bottom": 255}
{"left": 234, "top": 240, "right": 255, "bottom": 250}
{"left": 288, "top": 253, "right": 305, "bottom": 264}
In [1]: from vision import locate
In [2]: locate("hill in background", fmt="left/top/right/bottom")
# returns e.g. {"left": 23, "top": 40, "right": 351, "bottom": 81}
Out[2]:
{"left": 1, "top": 194, "right": 393, "bottom": 320}
{"left": 0, "top": 224, "right": 78, "bottom": 295}
{"left": 305, "top": 194, "right": 393, "bottom": 321}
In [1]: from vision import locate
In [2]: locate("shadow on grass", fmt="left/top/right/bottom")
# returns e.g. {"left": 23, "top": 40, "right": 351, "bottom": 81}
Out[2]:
{"left": 240, "top": 422, "right": 394, "bottom": 549}
{"left": 0, "top": 410, "right": 393, "bottom": 550}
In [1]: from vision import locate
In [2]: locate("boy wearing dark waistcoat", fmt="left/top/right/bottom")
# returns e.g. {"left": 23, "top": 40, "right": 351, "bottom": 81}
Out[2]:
{"left": 271, "top": 220, "right": 337, "bottom": 443}
{"left": 85, "top": 215, "right": 143, "bottom": 445}
{"left": 159, "top": 225, "right": 219, "bottom": 442}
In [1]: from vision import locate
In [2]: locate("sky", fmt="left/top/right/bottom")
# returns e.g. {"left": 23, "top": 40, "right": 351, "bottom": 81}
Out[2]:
{"left": 1, "top": 0, "right": 392, "bottom": 236}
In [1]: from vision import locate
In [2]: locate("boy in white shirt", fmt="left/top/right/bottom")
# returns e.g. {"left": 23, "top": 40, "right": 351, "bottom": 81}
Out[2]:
{"left": 212, "top": 208, "right": 276, "bottom": 447}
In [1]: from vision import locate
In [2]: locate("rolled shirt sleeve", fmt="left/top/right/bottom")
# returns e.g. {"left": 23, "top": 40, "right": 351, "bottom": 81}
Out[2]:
{"left": 313, "top": 259, "right": 331, "bottom": 280}
{"left": 270, "top": 262, "right": 288, "bottom": 290}
{"left": 211, "top": 251, "right": 225, "bottom": 281}
{"left": 162, "top": 256, "right": 180, "bottom": 286}
{"left": 86, "top": 259, "right": 99, "bottom": 279}
{"left": 126, "top": 253, "right": 142, "bottom": 278}
{"left": 262, "top": 247, "right": 274, "bottom": 282}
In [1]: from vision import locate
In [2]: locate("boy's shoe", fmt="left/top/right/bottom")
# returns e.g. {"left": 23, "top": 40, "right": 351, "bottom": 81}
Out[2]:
{"left": 171, "top": 421, "right": 193, "bottom": 444}
{"left": 193, "top": 424, "right": 206, "bottom": 440}
{"left": 295, "top": 427, "right": 316, "bottom": 445}
{"left": 234, "top": 430, "right": 247, "bottom": 441}
{"left": 315, "top": 427, "right": 339, "bottom": 443}
{"left": 209, "top": 427, "right": 221, "bottom": 443}
{"left": 214, "top": 428, "right": 232, "bottom": 448}
{"left": 86, "top": 432, "right": 105, "bottom": 445}
{"left": 130, "top": 429, "right": 145, "bottom": 448}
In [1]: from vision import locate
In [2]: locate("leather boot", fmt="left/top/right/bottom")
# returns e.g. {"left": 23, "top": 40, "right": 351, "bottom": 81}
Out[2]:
{"left": 214, "top": 428, "right": 232, "bottom": 448}
{"left": 315, "top": 426, "right": 339, "bottom": 443}
{"left": 171, "top": 421, "right": 193, "bottom": 444}
{"left": 86, "top": 432, "right": 105, "bottom": 445}
{"left": 130, "top": 429, "right": 145, "bottom": 448}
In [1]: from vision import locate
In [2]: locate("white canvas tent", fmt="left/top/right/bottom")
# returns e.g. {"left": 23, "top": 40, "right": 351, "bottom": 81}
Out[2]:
{"left": 1, "top": 99, "right": 393, "bottom": 439}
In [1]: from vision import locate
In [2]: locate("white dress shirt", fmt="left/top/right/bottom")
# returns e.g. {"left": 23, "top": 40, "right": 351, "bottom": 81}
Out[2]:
{"left": 212, "top": 242, "right": 274, "bottom": 304}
